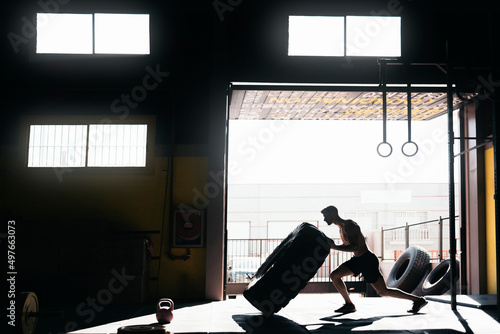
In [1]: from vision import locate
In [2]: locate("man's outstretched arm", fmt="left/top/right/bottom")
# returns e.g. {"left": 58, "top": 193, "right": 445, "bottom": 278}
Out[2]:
{"left": 329, "top": 238, "right": 360, "bottom": 252}
{"left": 327, "top": 225, "right": 361, "bottom": 252}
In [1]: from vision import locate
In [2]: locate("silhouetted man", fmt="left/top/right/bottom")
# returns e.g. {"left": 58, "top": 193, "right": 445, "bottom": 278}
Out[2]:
{"left": 321, "top": 205, "right": 427, "bottom": 314}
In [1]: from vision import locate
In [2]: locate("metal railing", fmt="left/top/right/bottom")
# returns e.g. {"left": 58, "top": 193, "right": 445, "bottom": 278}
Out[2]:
{"left": 227, "top": 238, "right": 361, "bottom": 284}
{"left": 380, "top": 216, "right": 459, "bottom": 262}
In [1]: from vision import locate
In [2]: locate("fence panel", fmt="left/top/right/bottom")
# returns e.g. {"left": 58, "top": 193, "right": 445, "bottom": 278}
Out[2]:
{"left": 381, "top": 216, "right": 459, "bottom": 262}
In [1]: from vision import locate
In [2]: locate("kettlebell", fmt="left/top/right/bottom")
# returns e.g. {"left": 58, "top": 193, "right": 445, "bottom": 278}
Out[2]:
{"left": 156, "top": 298, "right": 174, "bottom": 324}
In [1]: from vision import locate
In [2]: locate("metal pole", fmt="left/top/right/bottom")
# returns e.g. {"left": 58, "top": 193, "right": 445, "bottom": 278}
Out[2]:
{"left": 439, "top": 216, "right": 443, "bottom": 262}
{"left": 381, "top": 227, "right": 385, "bottom": 261}
{"left": 447, "top": 40, "right": 457, "bottom": 309}
{"left": 459, "top": 106, "right": 468, "bottom": 295}
{"left": 405, "top": 222, "right": 410, "bottom": 249}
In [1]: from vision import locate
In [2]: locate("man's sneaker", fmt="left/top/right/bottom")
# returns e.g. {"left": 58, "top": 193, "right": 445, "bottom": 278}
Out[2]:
{"left": 335, "top": 303, "right": 356, "bottom": 313}
{"left": 408, "top": 298, "right": 428, "bottom": 314}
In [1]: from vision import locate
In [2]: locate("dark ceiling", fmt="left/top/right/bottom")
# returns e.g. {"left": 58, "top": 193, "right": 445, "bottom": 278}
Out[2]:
{"left": 0, "top": 0, "right": 497, "bottom": 144}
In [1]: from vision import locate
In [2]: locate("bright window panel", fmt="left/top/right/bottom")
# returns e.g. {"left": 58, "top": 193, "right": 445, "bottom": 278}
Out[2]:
{"left": 36, "top": 13, "right": 93, "bottom": 54}
{"left": 346, "top": 16, "right": 401, "bottom": 57}
{"left": 94, "top": 14, "right": 150, "bottom": 54}
{"left": 288, "top": 16, "right": 344, "bottom": 56}
{"left": 88, "top": 124, "right": 148, "bottom": 167}
{"left": 28, "top": 125, "right": 88, "bottom": 167}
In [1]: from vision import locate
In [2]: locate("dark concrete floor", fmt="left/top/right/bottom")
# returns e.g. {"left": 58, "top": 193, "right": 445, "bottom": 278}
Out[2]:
{"left": 35, "top": 294, "right": 500, "bottom": 334}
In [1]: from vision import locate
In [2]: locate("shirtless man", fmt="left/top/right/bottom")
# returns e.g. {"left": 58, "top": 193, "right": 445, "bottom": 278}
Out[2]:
{"left": 321, "top": 205, "right": 428, "bottom": 314}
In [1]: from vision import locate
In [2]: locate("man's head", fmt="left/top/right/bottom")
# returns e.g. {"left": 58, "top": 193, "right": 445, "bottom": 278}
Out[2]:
{"left": 321, "top": 205, "right": 340, "bottom": 226}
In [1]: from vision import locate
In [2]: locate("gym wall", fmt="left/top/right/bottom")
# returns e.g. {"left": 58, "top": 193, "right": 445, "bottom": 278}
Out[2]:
{"left": 3, "top": 130, "right": 209, "bottom": 305}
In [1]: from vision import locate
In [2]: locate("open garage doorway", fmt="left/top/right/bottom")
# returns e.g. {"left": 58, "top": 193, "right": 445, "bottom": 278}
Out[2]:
{"left": 225, "top": 83, "right": 463, "bottom": 295}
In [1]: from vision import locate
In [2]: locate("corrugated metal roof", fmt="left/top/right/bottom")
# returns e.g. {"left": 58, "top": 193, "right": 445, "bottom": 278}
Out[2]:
{"left": 230, "top": 89, "right": 466, "bottom": 121}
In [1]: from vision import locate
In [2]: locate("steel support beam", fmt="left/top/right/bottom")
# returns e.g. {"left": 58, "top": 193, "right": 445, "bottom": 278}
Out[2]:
{"left": 447, "top": 41, "right": 458, "bottom": 310}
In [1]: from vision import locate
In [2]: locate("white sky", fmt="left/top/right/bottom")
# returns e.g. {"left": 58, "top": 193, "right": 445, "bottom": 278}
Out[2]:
{"left": 228, "top": 114, "right": 457, "bottom": 184}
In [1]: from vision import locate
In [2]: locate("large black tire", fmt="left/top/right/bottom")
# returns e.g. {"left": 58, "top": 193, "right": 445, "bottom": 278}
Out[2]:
{"left": 386, "top": 246, "right": 430, "bottom": 293}
{"left": 422, "top": 259, "right": 459, "bottom": 295}
{"left": 243, "top": 222, "right": 330, "bottom": 316}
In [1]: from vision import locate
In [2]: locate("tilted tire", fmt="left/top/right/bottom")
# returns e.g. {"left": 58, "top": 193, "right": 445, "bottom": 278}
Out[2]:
{"left": 386, "top": 246, "right": 430, "bottom": 293}
{"left": 243, "top": 222, "right": 331, "bottom": 316}
{"left": 422, "top": 259, "right": 459, "bottom": 295}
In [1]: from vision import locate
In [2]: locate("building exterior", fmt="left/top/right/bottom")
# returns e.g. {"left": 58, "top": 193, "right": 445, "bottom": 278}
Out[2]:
{"left": 227, "top": 182, "right": 458, "bottom": 260}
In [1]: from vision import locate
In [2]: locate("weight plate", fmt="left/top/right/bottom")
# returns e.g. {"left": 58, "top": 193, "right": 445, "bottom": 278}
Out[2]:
{"left": 117, "top": 324, "right": 168, "bottom": 334}
{"left": 17, "top": 292, "right": 39, "bottom": 334}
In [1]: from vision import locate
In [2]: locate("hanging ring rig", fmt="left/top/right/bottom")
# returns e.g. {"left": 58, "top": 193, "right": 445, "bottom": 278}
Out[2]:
{"left": 377, "top": 60, "right": 419, "bottom": 157}
{"left": 377, "top": 59, "right": 393, "bottom": 157}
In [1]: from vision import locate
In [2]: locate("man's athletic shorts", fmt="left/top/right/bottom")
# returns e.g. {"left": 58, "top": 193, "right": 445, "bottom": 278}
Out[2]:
{"left": 344, "top": 251, "right": 383, "bottom": 283}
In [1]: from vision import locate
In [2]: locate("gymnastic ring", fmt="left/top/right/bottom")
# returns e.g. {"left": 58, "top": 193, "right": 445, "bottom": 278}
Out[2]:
{"left": 377, "top": 141, "right": 393, "bottom": 158}
{"left": 401, "top": 141, "right": 419, "bottom": 157}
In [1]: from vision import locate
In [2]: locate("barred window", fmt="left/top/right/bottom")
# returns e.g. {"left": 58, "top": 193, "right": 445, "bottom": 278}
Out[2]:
{"left": 27, "top": 123, "right": 149, "bottom": 168}
{"left": 342, "top": 211, "right": 379, "bottom": 230}
{"left": 394, "top": 211, "right": 428, "bottom": 227}
{"left": 87, "top": 124, "right": 147, "bottom": 167}
{"left": 28, "top": 125, "right": 88, "bottom": 167}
